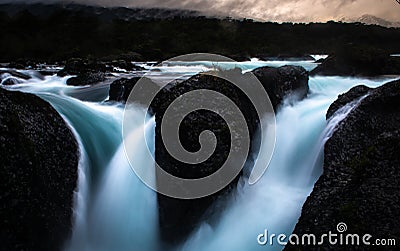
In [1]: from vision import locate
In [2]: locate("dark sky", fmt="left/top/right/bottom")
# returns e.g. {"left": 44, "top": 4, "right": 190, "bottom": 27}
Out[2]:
{"left": 1, "top": 0, "right": 399, "bottom": 22}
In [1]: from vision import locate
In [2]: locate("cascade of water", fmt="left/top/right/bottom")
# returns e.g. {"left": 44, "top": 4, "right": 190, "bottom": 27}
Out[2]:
{"left": 180, "top": 76, "right": 395, "bottom": 251}
{"left": 4, "top": 67, "right": 396, "bottom": 251}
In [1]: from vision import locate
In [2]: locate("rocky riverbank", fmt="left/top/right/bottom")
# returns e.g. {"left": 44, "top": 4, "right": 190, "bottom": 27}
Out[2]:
{"left": 286, "top": 79, "right": 400, "bottom": 250}
{"left": 311, "top": 46, "right": 400, "bottom": 77}
{"left": 0, "top": 88, "right": 79, "bottom": 251}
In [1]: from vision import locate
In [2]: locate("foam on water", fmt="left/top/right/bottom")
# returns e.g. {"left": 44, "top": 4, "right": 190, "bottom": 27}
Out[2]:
{"left": 3, "top": 65, "right": 398, "bottom": 251}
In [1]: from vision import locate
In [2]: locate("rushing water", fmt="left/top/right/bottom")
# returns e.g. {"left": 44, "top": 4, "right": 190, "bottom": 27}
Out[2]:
{"left": 2, "top": 61, "right": 398, "bottom": 251}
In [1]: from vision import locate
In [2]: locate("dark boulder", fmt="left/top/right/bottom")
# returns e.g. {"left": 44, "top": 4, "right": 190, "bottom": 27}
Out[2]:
{"left": 59, "top": 58, "right": 145, "bottom": 86}
{"left": 153, "top": 72, "right": 259, "bottom": 244}
{"left": 1, "top": 77, "right": 23, "bottom": 86}
{"left": 151, "top": 66, "right": 309, "bottom": 244}
{"left": 108, "top": 77, "right": 141, "bottom": 102}
{"left": 58, "top": 57, "right": 144, "bottom": 78}
{"left": 0, "top": 70, "right": 32, "bottom": 86}
{"left": 109, "top": 65, "right": 312, "bottom": 107}
{"left": 108, "top": 77, "right": 158, "bottom": 104}
{"left": 311, "top": 46, "right": 400, "bottom": 76}
{"left": 57, "top": 58, "right": 111, "bottom": 77}
{"left": 66, "top": 72, "right": 106, "bottom": 86}
{"left": 326, "top": 85, "right": 371, "bottom": 119}
{"left": 0, "top": 69, "right": 31, "bottom": 80}
{"left": 0, "top": 88, "right": 79, "bottom": 251}
{"left": 286, "top": 79, "right": 400, "bottom": 250}
{"left": 252, "top": 65, "right": 309, "bottom": 109}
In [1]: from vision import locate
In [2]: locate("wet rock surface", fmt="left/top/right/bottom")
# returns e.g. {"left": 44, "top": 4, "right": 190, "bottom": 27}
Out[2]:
{"left": 58, "top": 58, "right": 145, "bottom": 86}
{"left": 0, "top": 69, "right": 31, "bottom": 86}
{"left": 252, "top": 65, "right": 309, "bottom": 109}
{"left": 152, "top": 66, "right": 309, "bottom": 244}
{"left": 154, "top": 72, "right": 259, "bottom": 244}
{"left": 0, "top": 88, "right": 79, "bottom": 251}
{"left": 66, "top": 72, "right": 107, "bottom": 86}
{"left": 326, "top": 85, "right": 371, "bottom": 119}
{"left": 286, "top": 79, "right": 400, "bottom": 250}
{"left": 108, "top": 77, "right": 141, "bottom": 102}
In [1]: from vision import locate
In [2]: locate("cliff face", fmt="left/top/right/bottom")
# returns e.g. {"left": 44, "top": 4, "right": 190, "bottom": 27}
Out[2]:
{"left": 287, "top": 79, "right": 400, "bottom": 250}
{"left": 153, "top": 66, "right": 308, "bottom": 244}
{"left": 0, "top": 88, "right": 79, "bottom": 251}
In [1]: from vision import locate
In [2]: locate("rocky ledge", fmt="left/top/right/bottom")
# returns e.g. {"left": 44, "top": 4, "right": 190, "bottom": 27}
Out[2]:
{"left": 0, "top": 69, "right": 33, "bottom": 86}
{"left": 109, "top": 65, "right": 309, "bottom": 110}
{"left": 0, "top": 88, "right": 79, "bottom": 251}
{"left": 57, "top": 58, "right": 144, "bottom": 86}
{"left": 146, "top": 66, "right": 309, "bottom": 244}
{"left": 286, "top": 79, "right": 400, "bottom": 250}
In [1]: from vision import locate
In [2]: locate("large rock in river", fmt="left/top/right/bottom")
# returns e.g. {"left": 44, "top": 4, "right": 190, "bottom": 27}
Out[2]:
{"left": 111, "top": 65, "right": 309, "bottom": 110}
{"left": 66, "top": 72, "right": 106, "bottom": 86}
{"left": 150, "top": 66, "right": 309, "bottom": 244}
{"left": 252, "top": 65, "right": 309, "bottom": 109}
{"left": 57, "top": 58, "right": 111, "bottom": 77}
{"left": 0, "top": 88, "right": 79, "bottom": 251}
{"left": 108, "top": 77, "right": 141, "bottom": 102}
{"left": 154, "top": 71, "right": 259, "bottom": 244}
{"left": 59, "top": 58, "right": 144, "bottom": 86}
{"left": 0, "top": 69, "right": 31, "bottom": 86}
{"left": 286, "top": 79, "right": 400, "bottom": 250}
{"left": 58, "top": 58, "right": 109, "bottom": 86}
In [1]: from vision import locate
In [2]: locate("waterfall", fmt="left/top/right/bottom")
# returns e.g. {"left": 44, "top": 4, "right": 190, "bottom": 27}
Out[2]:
{"left": 68, "top": 115, "right": 159, "bottom": 251}
{"left": 179, "top": 76, "right": 394, "bottom": 251}
{"left": 3, "top": 67, "right": 397, "bottom": 251}
{"left": 5, "top": 77, "right": 159, "bottom": 251}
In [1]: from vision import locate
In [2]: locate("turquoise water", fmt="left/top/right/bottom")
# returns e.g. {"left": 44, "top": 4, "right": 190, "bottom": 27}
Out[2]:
{"left": 4, "top": 63, "right": 398, "bottom": 251}
{"left": 180, "top": 76, "right": 394, "bottom": 251}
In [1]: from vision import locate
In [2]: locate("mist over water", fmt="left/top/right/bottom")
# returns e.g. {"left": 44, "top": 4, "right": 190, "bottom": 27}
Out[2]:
{"left": 3, "top": 62, "right": 397, "bottom": 251}
{"left": 180, "top": 76, "right": 390, "bottom": 251}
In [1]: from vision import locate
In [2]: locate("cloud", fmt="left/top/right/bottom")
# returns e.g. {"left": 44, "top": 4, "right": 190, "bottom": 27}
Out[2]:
{"left": 1, "top": 0, "right": 399, "bottom": 22}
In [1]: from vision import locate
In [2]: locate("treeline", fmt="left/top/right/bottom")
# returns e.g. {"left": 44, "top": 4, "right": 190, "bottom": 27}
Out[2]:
{"left": 0, "top": 4, "right": 399, "bottom": 62}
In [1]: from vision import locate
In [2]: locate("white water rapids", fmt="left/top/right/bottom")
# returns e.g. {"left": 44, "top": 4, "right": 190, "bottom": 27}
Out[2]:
{"left": 2, "top": 61, "right": 397, "bottom": 251}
